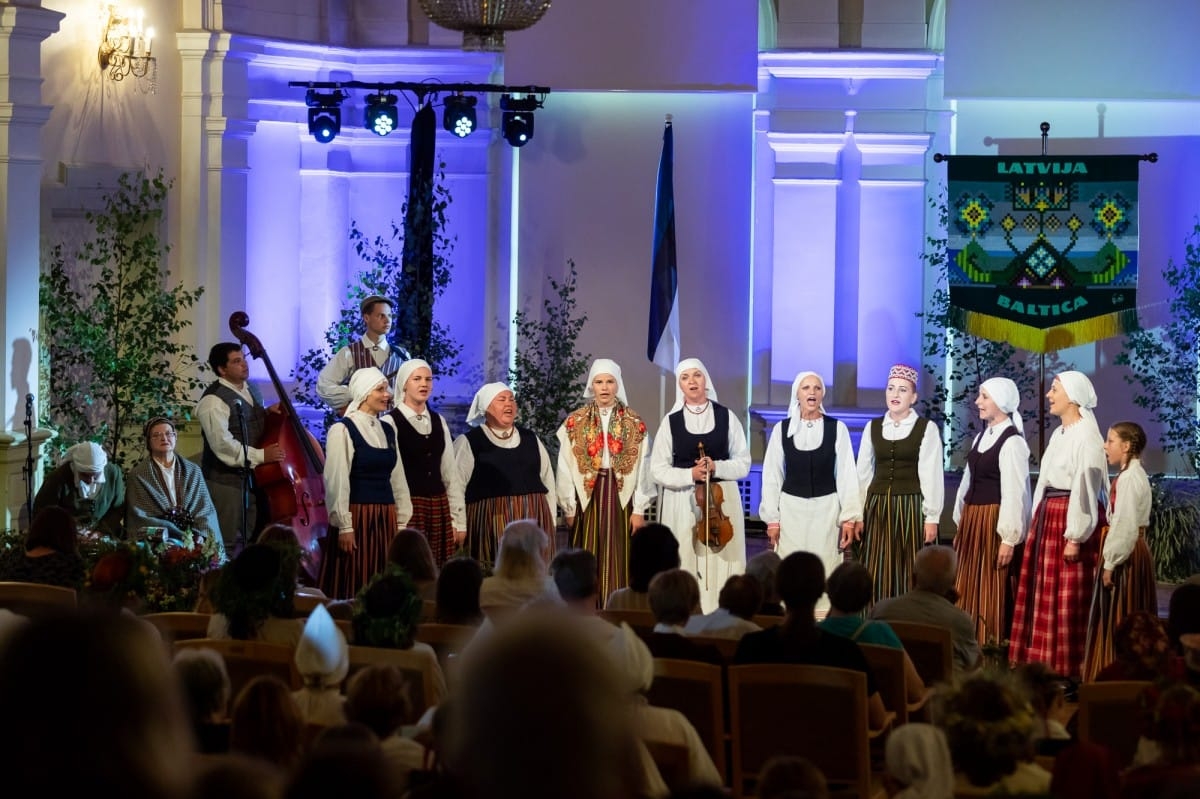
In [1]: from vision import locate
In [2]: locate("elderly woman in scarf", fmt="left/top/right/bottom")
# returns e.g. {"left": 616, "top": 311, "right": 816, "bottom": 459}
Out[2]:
{"left": 320, "top": 366, "right": 413, "bottom": 600}
{"left": 453, "top": 382, "right": 556, "bottom": 567}
{"left": 758, "top": 370, "right": 861, "bottom": 611}
{"left": 1009, "top": 370, "right": 1107, "bottom": 679}
{"left": 951, "top": 377, "right": 1032, "bottom": 645}
{"left": 649, "top": 358, "right": 751, "bottom": 613}
{"left": 555, "top": 358, "right": 652, "bottom": 603}
{"left": 32, "top": 441, "right": 126, "bottom": 537}
{"left": 387, "top": 358, "right": 467, "bottom": 567}
{"left": 126, "top": 417, "right": 224, "bottom": 557}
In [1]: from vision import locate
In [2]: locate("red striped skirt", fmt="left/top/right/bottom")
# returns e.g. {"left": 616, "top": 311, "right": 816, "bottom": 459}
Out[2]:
{"left": 569, "top": 469, "right": 631, "bottom": 604}
{"left": 319, "top": 503, "right": 397, "bottom": 601}
{"left": 466, "top": 493, "right": 555, "bottom": 569}
{"left": 954, "top": 502, "right": 1012, "bottom": 646}
{"left": 409, "top": 494, "right": 458, "bottom": 568}
{"left": 1081, "top": 529, "right": 1158, "bottom": 681}
{"left": 861, "top": 491, "right": 924, "bottom": 604}
{"left": 1009, "top": 491, "right": 1100, "bottom": 678}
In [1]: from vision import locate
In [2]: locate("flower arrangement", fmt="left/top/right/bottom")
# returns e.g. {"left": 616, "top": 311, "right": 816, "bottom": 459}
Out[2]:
{"left": 82, "top": 530, "right": 223, "bottom": 612}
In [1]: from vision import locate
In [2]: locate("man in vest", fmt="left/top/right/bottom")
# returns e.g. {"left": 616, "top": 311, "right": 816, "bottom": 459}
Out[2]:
{"left": 316, "top": 295, "right": 409, "bottom": 413}
{"left": 196, "top": 342, "right": 285, "bottom": 551}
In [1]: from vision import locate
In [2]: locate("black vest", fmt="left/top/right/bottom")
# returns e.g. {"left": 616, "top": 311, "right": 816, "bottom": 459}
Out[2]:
{"left": 390, "top": 408, "right": 446, "bottom": 498}
{"left": 866, "top": 415, "right": 929, "bottom": 496}
{"left": 200, "top": 381, "right": 267, "bottom": 484}
{"left": 341, "top": 418, "right": 399, "bottom": 504}
{"left": 963, "top": 425, "right": 1019, "bottom": 506}
{"left": 669, "top": 402, "right": 731, "bottom": 470}
{"left": 464, "top": 426, "right": 547, "bottom": 503}
{"left": 781, "top": 416, "right": 839, "bottom": 499}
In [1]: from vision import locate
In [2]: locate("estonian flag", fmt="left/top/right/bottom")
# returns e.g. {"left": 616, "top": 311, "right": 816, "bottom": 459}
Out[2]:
{"left": 647, "top": 118, "right": 679, "bottom": 372}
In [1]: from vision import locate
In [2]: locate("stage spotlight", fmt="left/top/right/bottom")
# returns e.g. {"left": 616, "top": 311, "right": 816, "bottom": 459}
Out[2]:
{"left": 499, "top": 93, "right": 542, "bottom": 148}
{"left": 443, "top": 93, "right": 477, "bottom": 138}
{"left": 306, "top": 89, "right": 345, "bottom": 143}
{"left": 364, "top": 93, "right": 400, "bottom": 136}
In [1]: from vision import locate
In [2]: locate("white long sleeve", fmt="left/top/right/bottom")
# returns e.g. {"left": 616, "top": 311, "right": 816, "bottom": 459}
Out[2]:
{"left": 1031, "top": 419, "right": 1107, "bottom": 543}
{"left": 856, "top": 412, "right": 945, "bottom": 523}
{"left": 195, "top": 380, "right": 267, "bottom": 468}
{"left": 323, "top": 413, "right": 412, "bottom": 532}
{"left": 759, "top": 419, "right": 862, "bottom": 524}
{"left": 452, "top": 428, "right": 558, "bottom": 518}
{"left": 315, "top": 336, "right": 398, "bottom": 410}
{"left": 952, "top": 423, "right": 1032, "bottom": 546}
{"left": 1103, "top": 459, "right": 1151, "bottom": 570}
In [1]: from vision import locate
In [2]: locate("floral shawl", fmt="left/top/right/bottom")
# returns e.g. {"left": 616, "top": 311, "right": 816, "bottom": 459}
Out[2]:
{"left": 564, "top": 401, "right": 646, "bottom": 498}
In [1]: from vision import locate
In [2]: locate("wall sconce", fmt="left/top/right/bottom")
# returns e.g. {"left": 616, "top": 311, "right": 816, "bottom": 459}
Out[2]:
{"left": 98, "top": 5, "right": 156, "bottom": 92}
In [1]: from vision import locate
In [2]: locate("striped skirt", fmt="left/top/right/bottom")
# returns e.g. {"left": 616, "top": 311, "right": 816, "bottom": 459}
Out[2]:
{"left": 569, "top": 469, "right": 631, "bottom": 605}
{"left": 954, "top": 502, "right": 1012, "bottom": 646}
{"left": 409, "top": 493, "right": 458, "bottom": 568}
{"left": 1009, "top": 491, "right": 1100, "bottom": 678}
{"left": 466, "top": 493, "right": 555, "bottom": 569}
{"left": 860, "top": 491, "right": 924, "bottom": 604}
{"left": 1081, "top": 528, "right": 1157, "bottom": 681}
{"left": 319, "top": 503, "right": 397, "bottom": 601}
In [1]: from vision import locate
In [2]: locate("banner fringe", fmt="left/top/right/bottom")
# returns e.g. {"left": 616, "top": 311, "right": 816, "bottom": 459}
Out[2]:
{"left": 956, "top": 309, "right": 1140, "bottom": 353}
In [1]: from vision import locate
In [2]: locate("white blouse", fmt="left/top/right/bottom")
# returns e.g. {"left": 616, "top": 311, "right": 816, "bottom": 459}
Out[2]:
{"left": 1031, "top": 418, "right": 1107, "bottom": 543}
{"left": 452, "top": 426, "right": 557, "bottom": 516}
{"left": 1103, "top": 458, "right": 1152, "bottom": 570}
{"left": 324, "top": 411, "right": 413, "bottom": 533}
{"left": 952, "top": 419, "right": 1033, "bottom": 546}
{"left": 392, "top": 403, "right": 468, "bottom": 531}
{"left": 649, "top": 404, "right": 752, "bottom": 490}
{"left": 758, "top": 417, "right": 863, "bottom": 524}
{"left": 855, "top": 409, "right": 945, "bottom": 523}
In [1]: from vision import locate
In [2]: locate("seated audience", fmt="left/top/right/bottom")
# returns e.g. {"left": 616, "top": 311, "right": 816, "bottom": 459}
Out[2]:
{"left": 173, "top": 646, "right": 233, "bottom": 753}
{"left": 551, "top": 548, "right": 625, "bottom": 637}
{"left": 32, "top": 441, "right": 126, "bottom": 537}
{"left": 1166, "top": 583, "right": 1200, "bottom": 656}
{"left": 0, "top": 505, "right": 85, "bottom": 589}
{"left": 389, "top": 527, "right": 439, "bottom": 601}
{"left": 1015, "top": 661, "right": 1073, "bottom": 753}
{"left": 435, "top": 556, "right": 484, "bottom": 626}
{"left": 756, "top": 756, "right": 829, "bottom": 799}
{"left": 870, "top": 545, "right": 981, "bottom": 675}
{"left": 1050, "top": 741, "right": 1121, "bottom": 799}
{"left": 684, "top": 574, "right": 762, "bottom": 639}
{"left": 343, "top": 664, "right": 427, "bottom": 797}
{"left": 645, "top": 568, "right": 724, "bottom": 664}
{"left": 606, "top": 522, "right": 680, "bottom": 611}
{"left": 208, "top": 544, "right": 303, "bottom": 646}
{"left": 286, "top": 723, "right": 390, "bottom": 799}
{"left": 1121, "top": 683, "right": 1200, "bottom": 799}
{"left": 734, "top": 551, "right": 890, "bottom": 729}
{"left": 229, "top": 674, "right": 306, "bottom": 771}
{"left": 478, "top": 519, "right": 555, "bottom": 621}
{"left": 745, "top": 550, "right": 784, "bottom": 616}
{"left": 933, "top": 670, "right": 1050, "bottom": 796}
{"left": 292, "top": 603, "right": 349, "bottom": 726}
{"left": 193, "top": 754, "right": 287, "bottom": 799}
{"left": 884, "top": 723, "right": 954, "bottom": 799}
{"left": 257, "top": 523, "right": 327, "bottom": 598}
{"left": 1095, "top": 612, "right": 1173, "bottom": 682}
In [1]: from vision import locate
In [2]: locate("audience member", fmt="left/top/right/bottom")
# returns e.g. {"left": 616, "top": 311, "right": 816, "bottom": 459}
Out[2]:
{"left": 0, "top": 505, "right": 85, "bottom": 589}
{"left": 871, "top": 545, "right": 981, "bottom": 675}
{"left": 1166, "top": 583, "right": 1200, "bottom": 655}
{"left": 173, "top": 646, "right": 233, "bottom": 753}
{"left": 32, "top": 441, "right": 126, "bottom": 537}
{"left": 550, "top": 548, "right": 623, "bottom": 638}
{"left": 343, "top": 664, "right": 427, "bottom": 797}
{"left": 606, "top": 522, "right": 680, "bottom": 611}
{"left": 684, "top": 574, "right": 762, "bottom": 638}
{"left": 389, "top": 527, "right": 439, "bottom": 600}
{"left": 645, "top": 568, "right": 724, "bottom": 664}
{"left": 1015, "top": 661, "right": 1073, "bottom": 753}
{"left": 1050, "top": 741, "right": 1121, "bottom": 799}
{"left": 292, "top": 603, "right": 349, "bottom": 726}
{"left": 745, "top": 550, "right": 784, "bottom": 616}
{"left": 478, "top": 519, "right": 554, "bottom": 621}
{"left": 208, "top": 543, "right": 303, "bottom": 645}
{"left": 257, "top": 523, "right": 327, "bottom": 599}
{"left": 286, "top": 723, "right": 391, "bottom": 799}
{"left": 229, "top": 674, "right": 306, "bottom": 771}
{"left": 1121, "top": 684, "right": 1200, "bottom": 799}
{"left": 757, "top": 755, "right": 830, "bottom": 799}
{"left": 884, "top": 723, "right": 954, "bottom": 799}
{"left": 193, "top": 754, "right": 287, "bottom": 799}
{"left": 435, "top": 556, "right": 484, "bottom": 626}
{"left": 1095, "top": 611, "right": 1173, "bottom": 682}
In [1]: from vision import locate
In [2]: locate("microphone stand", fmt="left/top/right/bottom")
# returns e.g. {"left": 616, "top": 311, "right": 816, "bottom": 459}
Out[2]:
{"left": 235, "top": 399, "right": 251, "bottom": 553}
{"left": 21, "top": 394, "right": 34, "bottom": 530}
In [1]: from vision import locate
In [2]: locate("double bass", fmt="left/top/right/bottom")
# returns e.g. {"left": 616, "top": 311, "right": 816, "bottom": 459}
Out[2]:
{"left": 229, "top": 312, "right": 329, "bottom": 583}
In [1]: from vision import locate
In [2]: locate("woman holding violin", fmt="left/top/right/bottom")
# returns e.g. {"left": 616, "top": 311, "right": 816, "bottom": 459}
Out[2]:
{"left": 759, "top": 371, "right": 861, "bottom": 612}
{"left": 649, "top": 358, "right": 750, "bottom": 613}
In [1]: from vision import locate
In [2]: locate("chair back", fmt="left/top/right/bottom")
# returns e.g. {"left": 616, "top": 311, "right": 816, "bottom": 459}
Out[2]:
{"left": 416, "top": 622, "right": 476, "bottom": 673}
{"left": 689, "top": 634, "right": 740, "bottom": 662}
{"left": 0, "top": 581, "right": 77, "bottom": 617}
{"left": 751, "top": 614, "right": 785, "bottom": 629}
{"left": 728, "top": 664, "right": 883, "bottom": 799}
{"left": 858, "top": 643, "right": 909, "bottom": 725}
{"left": 144, "top": 612, "right": 213, "bottom": 648}
{"left": 885, "top": 620, "right": 953, "bottom": 687}
{"left": 647, "top": 658, "right": 727, "bottom": 782}
{"left": 174, "top": 638, "right": 300, "bottom": 699}
{"left": 598, "top": 609, "right": 657, "bottom": 636}
{"left": 292, "top": 594, "right": 326, "bottom": 614}
{"left": 345, "top": 644, "right": 447, "bottom": 721}
{"left": 421, "top": 600, "right": 438, "bottom": 622}
{"left": 1077, "top": 680, "right": 1153, "bottom": 769}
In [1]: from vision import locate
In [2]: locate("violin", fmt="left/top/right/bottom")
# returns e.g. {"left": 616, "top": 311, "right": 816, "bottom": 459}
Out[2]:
{"left": 693, "top": 442, "right": 734, "bottom": 551}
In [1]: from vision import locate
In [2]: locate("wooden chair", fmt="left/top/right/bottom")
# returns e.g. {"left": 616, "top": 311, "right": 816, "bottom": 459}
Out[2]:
{"left": 416, "top": 622, "right": 476, "bottom": 676}
{"left": 174, "top": 638, "right": 300, "bottom": 699}
{"left": 0, "top": 581, "right": 77, "bottom": 617}
{"left": 345, "top": 644, "right": 448, "bottom": 721}
{"left": 421, "top": 599, "right": 438, "bottom": 622}
{"left": 293, "top": 594, "right": 327, "bottom": 614}
{"left": 689, "top": 634, "right": 740, "bottom": 662}
{"left": 143, "top": 612, "right": 213, "bottom": 647}
{"left": 599, "top": 608, "right": 657, "bottom": 636}
{"left": 728, "top": 664, "right": 888, "bottom": 799}
{"left": 752, "top": 614, "right": 785, "bottom": 629}
{"left": 1077, "top": 680, "right": 1152, "bottom": 769}
{"left": 646, "top": 658, "right": 728, "bottom": 782}
{"left": 884, "top": 620, "right": 953, "bottom": 687}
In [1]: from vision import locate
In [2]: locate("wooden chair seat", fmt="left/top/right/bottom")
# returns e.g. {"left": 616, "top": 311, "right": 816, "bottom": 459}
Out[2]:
{"left": 174, "top": 638, "right": 300, "bottom": 699}
{"left": 859, "top": 643, "right": 912, "bottom": 726}
{"left": 0, "top": 580, "right": 77, "bottom": 617}
{"left": 1077, "top": 680, "right": 1152, "bottom": 769}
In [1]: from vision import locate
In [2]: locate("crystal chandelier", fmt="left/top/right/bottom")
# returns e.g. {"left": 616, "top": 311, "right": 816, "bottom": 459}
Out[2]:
{"left": 418, "top": 0, "right": 553, "bottom": 52}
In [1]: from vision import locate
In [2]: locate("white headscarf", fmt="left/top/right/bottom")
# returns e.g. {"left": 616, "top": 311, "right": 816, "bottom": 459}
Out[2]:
{"left": 294, "top": 604, "right": 349, "bottom": 688}
{"left": 467, "top": 382, "right": 513, "bottom": 428}
{"left": 394, "top": 358, "right": 432, "bottom": 401}
{"left": 980, "top": 377, "right": 1024, "bottom": 436}
{"left": 670, "top": 358, "right": 718, "bottom": 414}
{"left": 885, "top": 723, "right": 955, "bottom": 799}
{"left": 583, "top": 358, "right": 628, "bottom": 406}
{"left": 68, "top": 442, "right": 108, "bottom": 475}
{"left": 1056, "top": 370, "right": 1097, "bottom": 416}
{"left": 348, "top": 366, "right": 388, "bottom": 412}
{"left": 786, "top": 371, "right": 829, "bottom": 437}
{"left": 607, "top": 621, "right": 654, "bottom": 695}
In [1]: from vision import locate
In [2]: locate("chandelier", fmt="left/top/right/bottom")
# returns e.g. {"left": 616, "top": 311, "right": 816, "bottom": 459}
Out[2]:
{"left": 418, "top": 0, "right": 553, "bottom": 52}
{"left": 97, "top": 5, "right": 157, "bottom": 92}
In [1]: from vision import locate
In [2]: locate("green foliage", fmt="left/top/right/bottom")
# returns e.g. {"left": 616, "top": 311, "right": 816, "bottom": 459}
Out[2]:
{"left": 1147, "top": 476, "right": 1200, "bottom": 583}
{"left": 39, "top": 171, "right": 205, "bottom": 468}
{"left": 916, "top": 188, "right": 1057, "bottom": 463}
{"left": 1116, "top": 219, "right": 1200, "bottom": 476}
{"left": 292, "top": 164, "right": 462, "bottom": 437}
{"left": 509, "top": 260, "right": 591, "bottom": 461}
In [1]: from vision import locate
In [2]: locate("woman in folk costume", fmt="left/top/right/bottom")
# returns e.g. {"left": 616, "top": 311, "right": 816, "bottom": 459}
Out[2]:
{"left": 951, "top": 377, "right": 1032, "bottom": 645}
{"left": 453, "top": 382, "right": 556, "bottom": 567}
{"left": 759, "top": 370, "right": 862, "bottom": 612}
{"left": 387, "top": 358, "right": 467, "bottom": 567}
{"left": 1009, "top": 370, "right": 1106, "bottom": 679}
{"left": 555, "top": 359, "right": 652, "bottom": 603}
{"left": 649, "top": 358, "right": 751, "bottom": 613}
{"left": 292, "top": 603, "right": 348, "bottom": 726}
{"left": 854, "top": 364, "right": 945, "bottom": 603}
{"left": 320, "top": 367, "right": 413, "bottom": 600}
{"left": 1082, "top": 421, "right": 1157, "bottom": 681}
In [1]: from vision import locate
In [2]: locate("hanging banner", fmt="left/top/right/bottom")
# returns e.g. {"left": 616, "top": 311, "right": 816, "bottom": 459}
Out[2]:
{"left": 945, "top": 155, "right": 1141, "bottom": 352}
